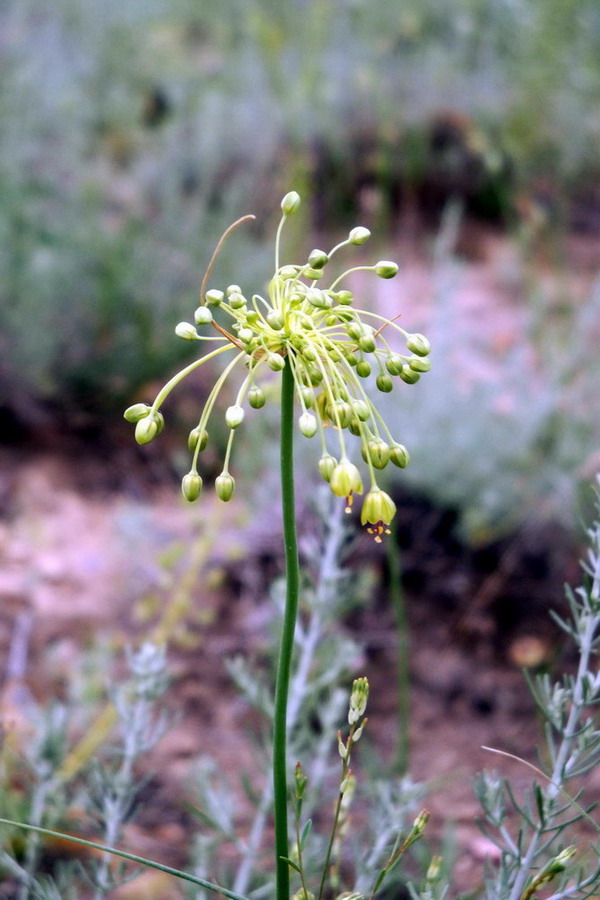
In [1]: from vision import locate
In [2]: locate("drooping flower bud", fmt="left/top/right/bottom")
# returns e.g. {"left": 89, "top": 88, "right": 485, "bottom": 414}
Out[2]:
{"left": 124, "top": 403, "right": 151, "bottom": 423}
{"left": 399, "top": 365, "right": 420, "bottom": 384}
{"left": 330, "top": 459, "right": 363, "bottom": 504}
{"left": 205, "top": 289, "right": 224, "bottom": 306}
{"left": 406, "top": 333, "right": 431, "bottom": 356}
{"left": 318, "top": 454, "right": 337, "bottom": 482}
{"left": 225, "top": 405, "right": 245, "bottom": 428}
{"left": 408, "top": 356, "right": 431, "bottom": 373}
{"left": 376, "top": 373, "right": 393, "bottom": 392}
{"left": 181, "top": 472, "right": 202, "bottom": 502}
{"left": 248, "top": 386, "right": 266, "bottom": 409}
{"left": 135, "top": 415, "right": 158, "bottom": 445}
{"left": 299, "top": 411, "right": 318, "bottom": 438}
{"left": 188, "top": 427, "right": 208, "bottom": 452}
{"left": 215, "top": 473, "right": 235, "bottom": 501}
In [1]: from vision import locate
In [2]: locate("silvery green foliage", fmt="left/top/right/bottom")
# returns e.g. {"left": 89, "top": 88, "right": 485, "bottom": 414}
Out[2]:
{"left": 471, "top": 481, "right": 600, "bottom": 900}
{"left": 87, "top": 643, "right": 170, "bottom": 899}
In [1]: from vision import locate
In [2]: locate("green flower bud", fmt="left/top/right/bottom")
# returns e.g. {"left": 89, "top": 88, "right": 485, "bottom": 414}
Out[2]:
{"left": 376, "top": 373, "right": 393, "bottom": 392}
{"left": 181, "top": 472, "right": 202, "bottom": 502}
{"left": 306, "top": 288, "right": 332, "bottom": 310}
{"left": 347, "top": 322, "right": 364, "bottom": 341}
{"left": 375, "top": 260, "right": 399, "bottom": 279}
{"left": 362, "top": 439, "right": 390, "bottom": 469}
{"left": 408, "top": 355, "right": 431, "bottom": 373}
{"left": 281, "top": 191, "right": 301, "bottom": 214}
{"left": 386, "top": 354, "right": 404, "bottom": 376}
{"left": 344, "top": 351, "right": 358, "bottom": 367}
{"left": 226, "top": 284, "right": 242, "bottom": 297}
{"left": 246, "top": 310, "right": 259, "bottom": 324}
{"left": 188, "top": 427, "right": 208, "bottom": 452}
{"left": 361, "top": 487, "right": 396, "bottom": 541}
{"left": 300, "top": 386, "right": 315, "bottom": 408}
{"left": 215, "top": 473, "right": 235, "bottom": 501}
{"left": 389, "top": 443, "right": 410, "bottom": 467}
{"left": 135, "top": 415, "right": 159, "bottom": 445}
{"left": 352, "top": 399, "right": 371, "bottom": 421}
{"left": 358, "top": 334, "right": 376, "bottom": 354}
{"left": 248, "top": 386, "right": 266, "bottom": 409}
{"left": 318, "top": 454, "right": 337, "bottom": 482}
{"left": 194, "top": 306, "right": 213, "bottom": 325}
{"left": 267, "top": 353, "right": 285, "bottom": 372}
{"left": 205, "top": 289, "right": 224, "bottom": 306}
{"left": 238, "top": 327, "right": 254, "bottom": 344}
{"left": 330, "top": 459, "right": 363, "bottom": 502}
{"left": 299, "top": 411, "right": 318, "bottom": 437}
{"left": 406, "top": 333, "right": 431, "bottom": 356}
{"left": 266, "top": 310, "right": 284, "bottom": 330}
{"left": 308, "top": 249, "right": 329, "bottom": 269}
{"left": 302, "top": 344, "right": 317, "bottom": 362}
{"left": 356, "top": 359, "right": 371, "bottom": 378}
{"left": 228, "top": 292, "right": 246, "bottom": 310}
{"left": 349, "top": 226, "right": 371, "bottom": 245}
{"left": 333, "top": 400, "right": 353, "bottom": 428}
{"left": 399, "top": 365, "right": 421, "bottom": 384}
{"left": 278, "top": 265, "right": 297, "bottom": 279}
{"left": 306, "top": 365, "right": 323, "bottom": 385}
{"left": 349, "top": 676, "right": 369, "bottom": 722}
{"left": 124, "top": 403, "right": 151, "bottom": 423}
{"left": 348, "top": 419, "right": 362, "bottom": 436}
{"left": 225, "top": 405, "right": 245, "bottom": 428}
{"left": 175, "top": 321, "right": 198, "bottom": 340}
{"left": 336, "top": 290, "right": 354, "bottom": 305}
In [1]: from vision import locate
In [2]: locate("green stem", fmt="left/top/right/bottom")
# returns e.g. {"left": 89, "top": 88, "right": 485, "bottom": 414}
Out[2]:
{"left": 273, "top": 357, "right": 300, "bottom": 900}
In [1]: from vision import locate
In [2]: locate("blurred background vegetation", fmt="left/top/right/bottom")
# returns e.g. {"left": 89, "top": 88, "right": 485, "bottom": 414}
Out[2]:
{"left": 1, "top": 0, "right": 599, "bottom": 537}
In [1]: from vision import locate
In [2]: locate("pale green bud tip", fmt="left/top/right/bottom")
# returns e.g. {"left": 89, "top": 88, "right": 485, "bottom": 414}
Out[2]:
{"left": 205, "top": 289, "right": 224, "bottom": 306}
{"left": 175, "top": 321, "right": 198, "bottom": 340}
{"left": 349, "top": 226, "right": 371, "bottom": 245}
{"left": 308, "top": 248, "right": 329, "bottom": 268}
{"left": 225, "top": 405, "right": 245, "bottom": 429}
{"left": 329, "top": 460, "right": 363, "bottom": 510}
{"left": 135, "top": 413, "right": 161, "bottom": 445}
{"left": 248, "top": 386, "right": 266, "bottom": 409}
{"left": 375, "top": 260, "right": 399, "bottom": 279}
{"left": 361, "top": 488, "right": 396, "bottom": 542}
{"left": 188, "top": 427, "right": 208, "bottom": 452}
{"left": 181, "top": 472, "right": 202, "bottom": 502}
{"left": 299, "top": 411, "right": 318, "bottom": 438}
{"left": 318, "top": 454, "right": 337, "bottom": 482}
{"left": 194, "top": 306, "right": 213, "bottom": 325}
{"left": 266, "top": 310, "right": 284, "bottom": 330}
{"left": 349, "top": 676, "right": 369, "bottom": 723}
{"left": 281, "top": 191, "right": 301, "bottom": 214}
{"left": 406, "top": 333, "right": 431, "bottom": 356}
{"left": 390, "top": 443, "right": 410, "bottom": 468}
{"left": 413, "top": 809, "right": 431, "bottom": 834}
{"left": 215, "top": 473, "right": 235, "bottom": 501}
{"left": 408, "top": 356, "right": 431, "bottom": 373}
{"left": 124, "top": 403, "right": 150, "bottom": 423}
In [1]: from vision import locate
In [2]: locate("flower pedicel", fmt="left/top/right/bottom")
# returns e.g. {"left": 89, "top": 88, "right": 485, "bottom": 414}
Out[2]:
{"left": 125, "top": 192, "right": 431, "bottom": 540}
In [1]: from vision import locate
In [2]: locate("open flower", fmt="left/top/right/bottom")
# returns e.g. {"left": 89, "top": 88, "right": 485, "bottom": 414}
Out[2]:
{"left": 124, "top": 191, "right": 431, "bottom": 539}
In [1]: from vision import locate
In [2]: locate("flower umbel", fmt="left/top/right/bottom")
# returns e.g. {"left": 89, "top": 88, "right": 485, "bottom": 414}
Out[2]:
{"left": 125, "top": 192, "right": 431, "bottom": 538}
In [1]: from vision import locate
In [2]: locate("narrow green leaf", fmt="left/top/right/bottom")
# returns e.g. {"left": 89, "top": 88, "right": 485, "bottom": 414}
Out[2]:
{"left": 0, "top": 817, "right": 249, "bottom": 900}
{"left": 300, "top": 818, "right": 313, "bottom": 851}
{"left": 280, "top": 856, "right": 302, "bottom": 874}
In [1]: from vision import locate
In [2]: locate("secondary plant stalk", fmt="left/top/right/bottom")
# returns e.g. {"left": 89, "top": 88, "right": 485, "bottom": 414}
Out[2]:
{"left": 273, "top": 356, "right": 300, "bottom": 900}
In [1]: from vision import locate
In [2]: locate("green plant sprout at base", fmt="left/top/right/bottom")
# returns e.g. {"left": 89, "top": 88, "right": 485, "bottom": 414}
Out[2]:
{"left": 124, "top": 191, "right": 430, "bottom": 542}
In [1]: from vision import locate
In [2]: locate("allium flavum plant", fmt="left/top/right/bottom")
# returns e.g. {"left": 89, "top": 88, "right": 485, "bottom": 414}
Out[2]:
{"left": 125, "top": 191, "right": 430, "bottom": 542}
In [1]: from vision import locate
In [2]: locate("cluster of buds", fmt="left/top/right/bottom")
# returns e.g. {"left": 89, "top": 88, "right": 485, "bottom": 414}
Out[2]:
{"left": 125, "top": 192, "right": 431, "bottom": 540}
